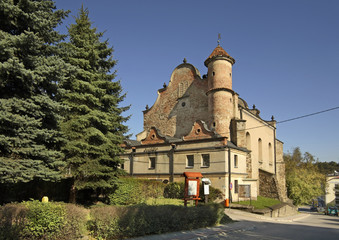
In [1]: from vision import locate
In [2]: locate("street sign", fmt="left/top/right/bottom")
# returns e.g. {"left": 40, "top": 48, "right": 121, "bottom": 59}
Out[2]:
{"left": 230, "top": 182, "right": 233, "bottom": 190}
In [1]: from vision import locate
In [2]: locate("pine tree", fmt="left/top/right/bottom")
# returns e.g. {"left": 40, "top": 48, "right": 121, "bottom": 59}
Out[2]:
{"left": 0, "top": 0, "right": 69, "bottom": 183}
{"left": 60, "top": 6, "right": 129, "bottom": 202}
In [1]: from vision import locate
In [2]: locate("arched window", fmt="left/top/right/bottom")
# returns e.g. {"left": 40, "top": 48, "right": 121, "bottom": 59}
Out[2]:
{"left": 268, "top": 143, "right": 273, "bottom": 165}
{"left": 258, "top": 138, "right": 262, "bottom": 162}
{"left": 246, "top": 132, "right": 251, "bottom": 150}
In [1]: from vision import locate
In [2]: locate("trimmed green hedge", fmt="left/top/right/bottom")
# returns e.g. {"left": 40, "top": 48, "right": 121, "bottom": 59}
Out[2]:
{"left": 1, "top": 201, "right": 232, "bottom": 240}
{"left": 0, "top": 201, "right": 88, "bottom": 240}
{"left": 107, "top": 178, "right": 165, "bottom": 205}
{"left": 88, "top": 203, "right": 231, "bottom": 239}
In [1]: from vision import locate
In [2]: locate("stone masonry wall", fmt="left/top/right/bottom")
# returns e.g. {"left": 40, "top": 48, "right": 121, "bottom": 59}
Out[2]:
{"left": 143, "top": 63, "right": 210, "bottom": 138}
{"left": 259, "top": 169, "right": 279, "bottom": 199}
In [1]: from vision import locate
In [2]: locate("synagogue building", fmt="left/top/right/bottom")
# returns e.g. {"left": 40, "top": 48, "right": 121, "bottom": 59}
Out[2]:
{"left": 121, "top": 44, "right": 288, "bottom": 202}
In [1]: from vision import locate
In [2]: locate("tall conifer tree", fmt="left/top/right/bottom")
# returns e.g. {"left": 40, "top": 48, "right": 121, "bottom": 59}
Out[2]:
{"left": 0, "top": 0, "right": 69, "bottom": 183}
{"left": 60, "top": 6, "right": 129, "bottom": 202}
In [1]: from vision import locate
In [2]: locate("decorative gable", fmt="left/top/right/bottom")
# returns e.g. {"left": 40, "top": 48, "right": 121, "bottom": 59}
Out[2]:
{"left": 183, "top": 120, "right": 218, "bottom": 141}
{"left": 141, "top": 127, "right": 166, "bottom": 145}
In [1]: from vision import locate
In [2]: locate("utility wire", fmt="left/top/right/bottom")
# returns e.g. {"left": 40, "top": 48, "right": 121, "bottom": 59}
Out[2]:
{"left": 277, "top": 106, "right": 339, "bottom": 124}
{"left": 234, "top": 106, "right": 339, "bottom": 133}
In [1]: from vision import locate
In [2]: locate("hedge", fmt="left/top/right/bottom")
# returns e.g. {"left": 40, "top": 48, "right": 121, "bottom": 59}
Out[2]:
{"left": 0, "top": 201, "right": 232, "bottom": 240}
{"left": 0, "top": 201, "right": 88, "bottom": 240}
{"left": 88, "top": 203, "right": 231, "bottom": 239}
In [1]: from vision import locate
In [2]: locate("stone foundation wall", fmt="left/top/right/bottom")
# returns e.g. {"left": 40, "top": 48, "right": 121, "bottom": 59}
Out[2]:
{"left": 259, "top": 169, "right": 279, "bottom": 199}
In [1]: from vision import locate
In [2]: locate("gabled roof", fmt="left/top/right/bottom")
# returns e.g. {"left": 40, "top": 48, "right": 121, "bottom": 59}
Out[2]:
{"left": 204, "top": 45, "right": 235, "bottom": 66}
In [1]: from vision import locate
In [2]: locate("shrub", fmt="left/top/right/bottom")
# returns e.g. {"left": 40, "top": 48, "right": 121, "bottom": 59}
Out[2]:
{"left": 59, "top": 204, "right": 89, "bottom": 240}
{"left": 88, "top": 203, "right": 229, "bottom": 239}
{"left": 0, "top": 203, "right": 27, "bottom": 240}
{"left": 163, "top": 182, "right": 185, "bottom": 199}
{"left": 200, "top": 185, "right": 224, "bottom": 203}
{"left": 21, "top": 200, "right": 66, "bottom": 240}
{"left": 107, "top": 178, "right": 166, "bottom": 205}
{"left": 0, "top": 201, "right": 88, "bottom": 240}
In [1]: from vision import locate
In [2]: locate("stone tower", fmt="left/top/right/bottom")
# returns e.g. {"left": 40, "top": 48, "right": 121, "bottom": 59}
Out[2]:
{"left": 204, "top": 45, "right": 236, "bottom": 138}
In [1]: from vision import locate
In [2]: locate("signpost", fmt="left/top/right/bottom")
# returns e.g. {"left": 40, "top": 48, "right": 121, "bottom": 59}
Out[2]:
{"left": 183, "top": 172, "right": 203, "bottom": 206}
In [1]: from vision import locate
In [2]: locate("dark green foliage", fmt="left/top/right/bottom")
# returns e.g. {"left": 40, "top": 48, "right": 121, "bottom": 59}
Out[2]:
{"left": 108, "top": 177, "right": 165, "bottom": 205}
{"left": 0, "top": 178, "right": 72, "bottom": 204}
{"left": 0, "top": 0, "right": 69, "bottom": 183}
{"left": 89, "top": 203, "right": 229, "bottom": 239}
{"left": 315, "top": 161, "right": 339, "bottom": 175}
{"left": 199, "top": 185, "right": 224, "bottom": 203}
{"left": 59, "top": 6, "right": 129, "bottom": 198}
{"left": 164, "top": 182, "right": 185, "bottom": 199}
{"left": 0, "top": 203, "right": 27, "bottom": 240}
{"left": 0, "top": 201, "right": 88, "bottom": 240}
{"left": 163, "top": 182, "right": 223, "bottom": 202}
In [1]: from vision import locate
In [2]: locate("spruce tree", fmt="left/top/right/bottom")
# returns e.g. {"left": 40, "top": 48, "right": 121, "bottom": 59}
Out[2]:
{"left": 60, "top": 6, "right": 129, "bottom": 202}
{"left": 0, "top": 0, "right": 69, "bottom": 183}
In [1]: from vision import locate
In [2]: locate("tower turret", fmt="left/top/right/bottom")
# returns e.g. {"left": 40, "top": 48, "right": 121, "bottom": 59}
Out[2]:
{"left": 205, "top": 45, "right": 235, "bottom": 138}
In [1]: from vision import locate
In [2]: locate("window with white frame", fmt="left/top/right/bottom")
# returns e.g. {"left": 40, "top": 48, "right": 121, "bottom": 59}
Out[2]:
{"left": 186, "top": 155, "right": 194, "bottom": 168}
{"left": 149, "top": 157, "right": 156, "bottom": 169}
{"left": 202, "top": 154, "right": 210, "bottom": 167}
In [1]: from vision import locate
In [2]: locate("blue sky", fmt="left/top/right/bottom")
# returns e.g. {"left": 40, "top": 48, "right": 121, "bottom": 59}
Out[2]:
{"left": 55, "top": 0, "right": 339, "bottom": 163}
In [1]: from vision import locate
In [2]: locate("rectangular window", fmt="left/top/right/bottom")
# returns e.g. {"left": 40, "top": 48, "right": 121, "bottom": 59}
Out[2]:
{"left": 234, "top": 180, "right": 239, "bottom": 193}
{"left": 186, "top": 155, "right": 194, "bottom": 168}
{"left": 202, "top": 154, "right": 210, "bottom": 167}
{"left": 149, "top": 157, "right": 155, "bottom": 169}
{"left": 234, "top": 155, "right": 238, "bottom": 168}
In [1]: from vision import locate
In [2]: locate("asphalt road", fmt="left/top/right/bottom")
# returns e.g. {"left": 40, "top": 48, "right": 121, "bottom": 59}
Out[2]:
{"left": 131, "top": 207, "right": 339, "bottom": 240}
{"left": 221, "top": 207, "right": 339, "bottom": 240}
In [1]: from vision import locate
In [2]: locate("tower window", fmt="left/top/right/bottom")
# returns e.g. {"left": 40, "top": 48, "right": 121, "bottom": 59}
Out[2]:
{"left": 212, "top": 72, "right": 215, "bottom": 76}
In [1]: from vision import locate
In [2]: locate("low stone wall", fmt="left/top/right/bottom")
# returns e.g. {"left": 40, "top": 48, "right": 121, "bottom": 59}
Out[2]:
{"left": 252, "top": 203, "right": 297, "bottom": 217}
{"left": 230, "top": 202, "right": 297, "bottom": 217}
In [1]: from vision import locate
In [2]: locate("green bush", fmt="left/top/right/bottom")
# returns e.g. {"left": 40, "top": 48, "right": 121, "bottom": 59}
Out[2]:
{"left": 0, "top": 201, "right": 88, "bottom": 240}
{"left": 107, "top": 178, "right": 166, "bottom": 205}
{"left": 88, "top": 203, "right": 229, "bottom": 239}
{"left": 163, "top": 182, "right": 223, "bottom": 203}
{"left": 199, "top": 185, "right": 224, "bottom": 203}
{"left": 60, "top": 204, "right": 89, "bottom": 240}
{"left": 163, "top": 182, "right": 185, "bottom": 199}
{"left": 21, "top": 200, "right": 66, "bottom": 239}
{"left": 0, "top": 203, "right": 27, "bottom": 240}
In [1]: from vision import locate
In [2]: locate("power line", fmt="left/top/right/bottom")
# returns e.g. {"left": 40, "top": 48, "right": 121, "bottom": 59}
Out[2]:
{"left": 277, "top": 106, "right": 339, "bottom": 124}
{"left": 234, "top": 106, "right": 339, "bottom": 133}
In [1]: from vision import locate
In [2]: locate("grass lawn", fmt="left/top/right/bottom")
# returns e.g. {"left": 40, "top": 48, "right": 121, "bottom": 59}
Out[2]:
{"left": 236, "top": 196, "right": 281, "bottom": 209}
{"left": 146, "top": 197, "right": 184, "bottom": 206}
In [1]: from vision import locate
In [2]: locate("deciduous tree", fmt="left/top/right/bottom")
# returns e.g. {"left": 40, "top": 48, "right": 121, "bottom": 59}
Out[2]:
{"left": 284, "top": 147, "right": 325, "bottom": 205}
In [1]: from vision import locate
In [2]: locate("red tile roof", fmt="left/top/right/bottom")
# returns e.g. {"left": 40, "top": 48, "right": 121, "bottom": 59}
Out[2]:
{"left": 205, "top": 45, "right": 235, "bottom": 66}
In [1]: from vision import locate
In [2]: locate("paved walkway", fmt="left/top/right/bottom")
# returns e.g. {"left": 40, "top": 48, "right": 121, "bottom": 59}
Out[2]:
{"left": 129, "top": 208, "right": 310, "bottom": 240}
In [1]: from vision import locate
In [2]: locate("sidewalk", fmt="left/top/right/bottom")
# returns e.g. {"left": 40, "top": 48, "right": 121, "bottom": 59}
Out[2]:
{"left": 129, "top": 208, "right": 310, "bottom": 240}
